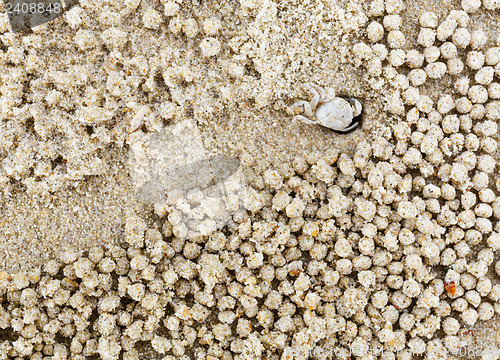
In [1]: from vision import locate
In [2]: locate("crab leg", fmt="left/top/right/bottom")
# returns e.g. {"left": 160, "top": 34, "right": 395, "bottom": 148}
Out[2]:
{"left": 306, "top": 84, "right": 323, "bottom": 111}
{"left": 290, "top": 100, "right": 314, "bottom": 118}
{"left": 335, "top": 120, "right": 360, "bottom": 133}
{"left": 293, "top": 114, "right": 318, "bottom": 125}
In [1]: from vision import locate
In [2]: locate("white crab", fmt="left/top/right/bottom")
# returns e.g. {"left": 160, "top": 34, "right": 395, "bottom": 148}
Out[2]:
{"left": 290, "top": 84, "right": 362, "bottom": 133}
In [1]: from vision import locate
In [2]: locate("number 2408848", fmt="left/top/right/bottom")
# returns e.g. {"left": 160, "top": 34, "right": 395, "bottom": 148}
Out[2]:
{"left": 5, "top": 1, "right": 62, "bottom": 14}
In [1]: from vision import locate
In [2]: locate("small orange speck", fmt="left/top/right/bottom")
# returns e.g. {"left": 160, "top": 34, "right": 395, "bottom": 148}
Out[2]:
{"left": 444, "top": 281, "right": 456, "bottom": 296}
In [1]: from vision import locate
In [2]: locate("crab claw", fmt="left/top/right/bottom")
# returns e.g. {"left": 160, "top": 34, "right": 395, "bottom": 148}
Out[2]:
{"left": 325, "top": 88, "right": 336, "bottom": 101}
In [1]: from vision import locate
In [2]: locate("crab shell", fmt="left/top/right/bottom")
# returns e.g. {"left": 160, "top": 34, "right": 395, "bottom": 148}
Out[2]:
{"left": 314, "top": 97, "right": 362, "bottom": 132}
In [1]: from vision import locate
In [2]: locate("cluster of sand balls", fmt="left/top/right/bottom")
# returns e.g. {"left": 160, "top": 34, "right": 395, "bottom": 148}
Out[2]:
{"left": 1, "top": 144, "right": 500, "bottom": 360}
{"left": 352, "top": 0, "right": 500, "bottom": 356}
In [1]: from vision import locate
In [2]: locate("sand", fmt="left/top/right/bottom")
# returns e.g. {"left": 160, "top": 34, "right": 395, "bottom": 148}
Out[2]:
{"left": 0, "top": 0, "right": 372, "bottom": 271}
{"left": 1, "top": 0, "right": 500, "bottom": 358}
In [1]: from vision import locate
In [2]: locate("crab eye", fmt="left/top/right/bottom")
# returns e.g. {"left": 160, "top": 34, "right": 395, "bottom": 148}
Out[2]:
{"left": 347, "top": 98, "right": 363, "bottom": 117}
